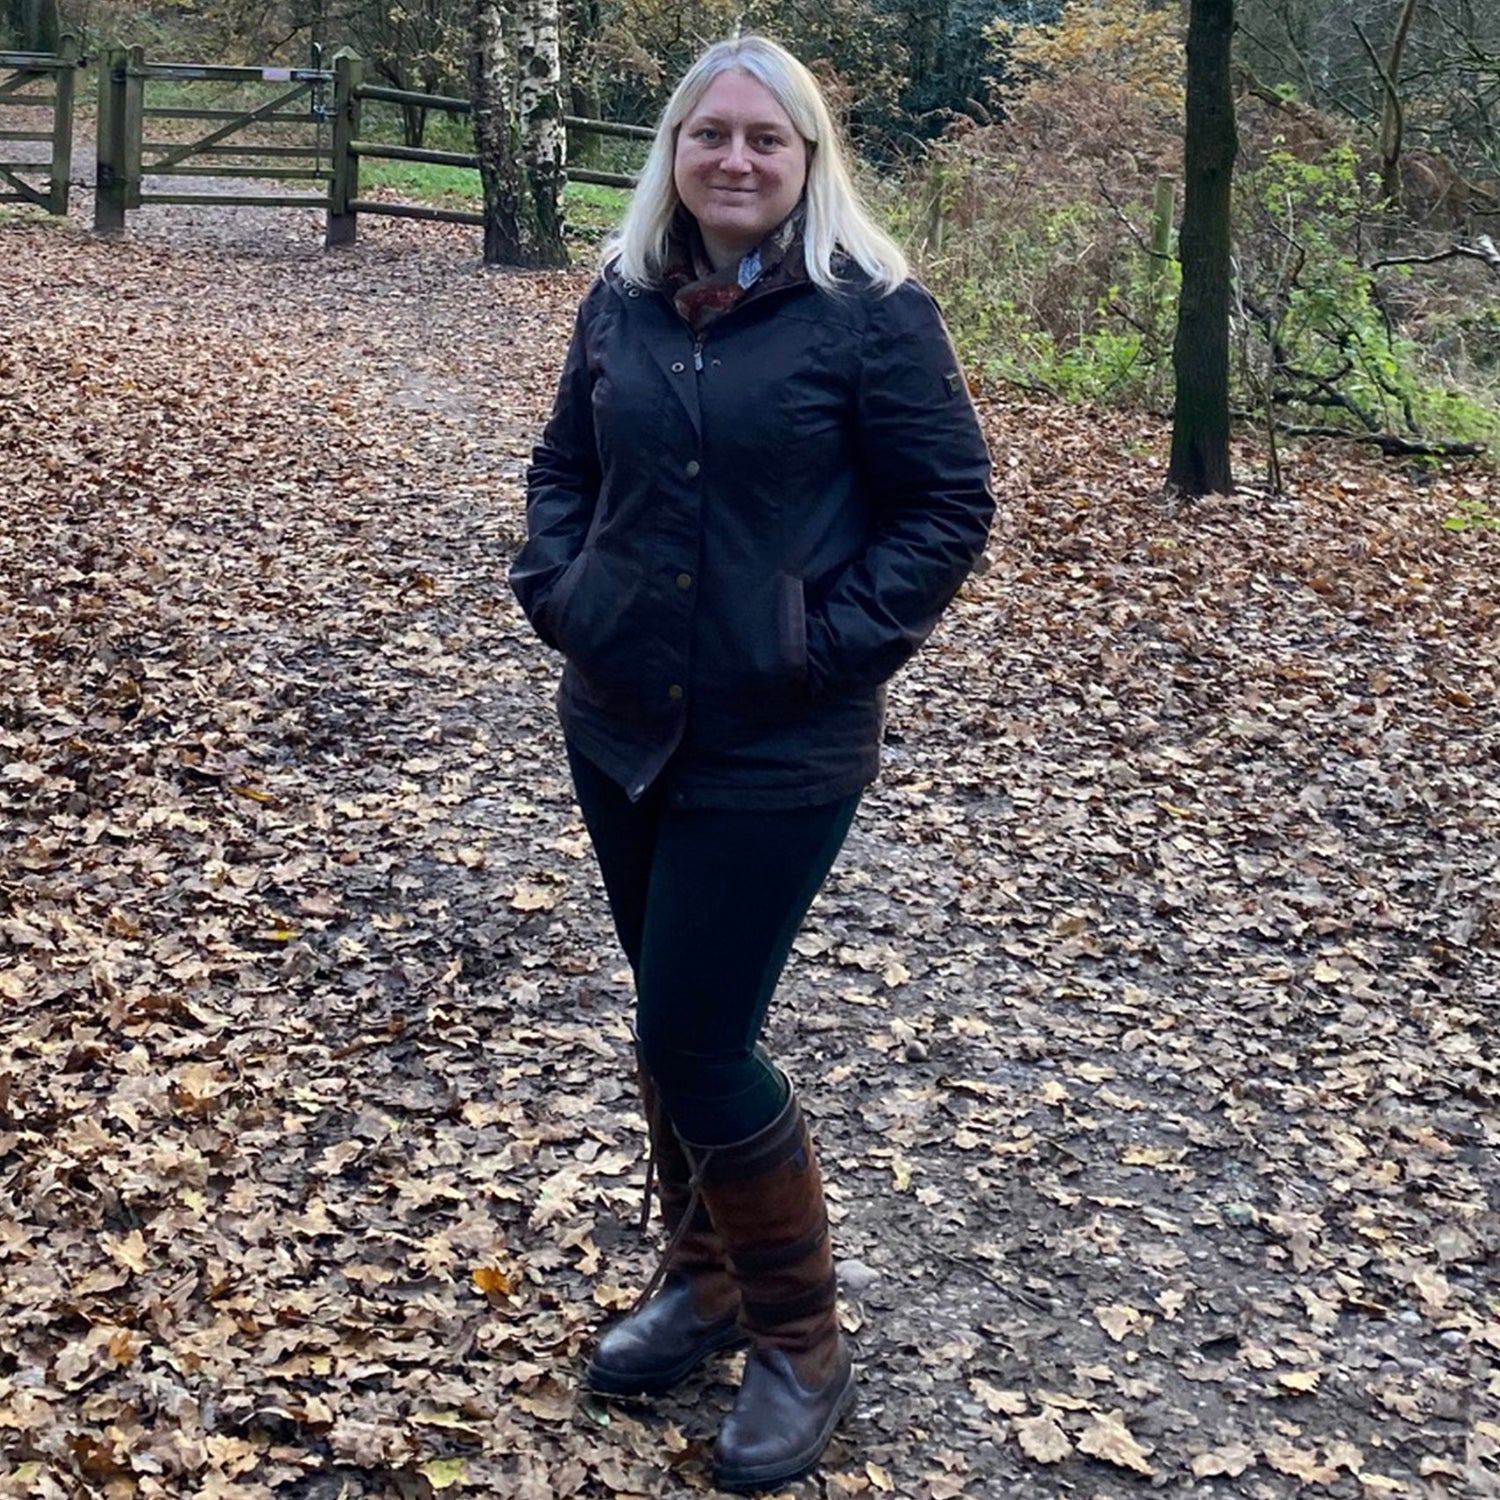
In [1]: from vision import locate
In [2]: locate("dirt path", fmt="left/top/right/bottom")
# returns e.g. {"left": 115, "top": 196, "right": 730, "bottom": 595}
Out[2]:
{"left": 2, "top": 202, "right": 1498, "bottom": 1500}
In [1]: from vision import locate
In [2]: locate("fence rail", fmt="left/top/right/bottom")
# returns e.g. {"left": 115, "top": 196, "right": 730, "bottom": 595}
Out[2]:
{"left": 326, "top": 55, "right": 642, "bottom": 244}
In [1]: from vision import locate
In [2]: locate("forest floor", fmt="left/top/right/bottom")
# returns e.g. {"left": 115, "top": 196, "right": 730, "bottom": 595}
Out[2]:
{"left": 1, "top": 191, "right": 1498, "bottom": 1500}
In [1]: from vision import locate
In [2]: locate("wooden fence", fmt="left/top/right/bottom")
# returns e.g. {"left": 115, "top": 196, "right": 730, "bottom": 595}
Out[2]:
{"left": 328, "top": 54, "right": 652, "bottom": 245}
{"left": 82, "top": 45, "right": 649, "bottom": 246}
{"left": 0, "top": 34, "right": 80, "bottom": 214}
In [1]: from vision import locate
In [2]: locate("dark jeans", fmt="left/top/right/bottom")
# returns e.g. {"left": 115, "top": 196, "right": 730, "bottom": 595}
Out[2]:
{"left": 567, "top": 742, "right": 860, "bottom": 1145}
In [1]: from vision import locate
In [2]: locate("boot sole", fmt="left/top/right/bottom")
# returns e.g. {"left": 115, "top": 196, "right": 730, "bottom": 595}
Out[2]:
{"left": 585, "top": 1325, "right": 748, "bottom": 1398}
{"left": 711, "top": 1364, "right": 858, "bottom": 1491}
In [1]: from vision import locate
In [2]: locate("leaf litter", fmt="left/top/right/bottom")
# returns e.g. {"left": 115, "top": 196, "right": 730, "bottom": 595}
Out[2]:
{"left": 1, "top": 205, "right": 1497, "bottom": 1498}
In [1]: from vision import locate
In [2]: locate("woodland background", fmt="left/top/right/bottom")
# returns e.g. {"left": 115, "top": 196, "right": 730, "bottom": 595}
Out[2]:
{"left": 16, "top": 0, "right": 1500, "bottom": 466}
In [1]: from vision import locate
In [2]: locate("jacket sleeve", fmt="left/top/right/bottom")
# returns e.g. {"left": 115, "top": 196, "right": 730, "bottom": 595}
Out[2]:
{"left": 803, "top": 282, "right": 995, "bottom": 698}
{"left": 509, "top": 292, "right": 603, "bottom": 650}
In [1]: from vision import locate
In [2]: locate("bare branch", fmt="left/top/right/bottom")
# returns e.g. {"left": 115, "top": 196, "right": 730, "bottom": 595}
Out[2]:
{"left": 1369, "top": 236, "right": 1500, "bottom": 273}
{"left": 1225, "top": 418, "right": 1486, "bottom": 459}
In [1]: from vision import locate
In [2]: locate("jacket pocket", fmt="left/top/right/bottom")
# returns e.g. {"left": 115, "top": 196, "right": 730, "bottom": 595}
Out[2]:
{"left": 542, "top": 549, "right": 591, "bottom": 648}
{"left": 548, "top": 548, "right": 645, "bottom": 708}
{"left": 776, "top": 572, "right": 809, "bottom": 692}
{"left": 732, "top": 572, "right": 809, "bottom": 718}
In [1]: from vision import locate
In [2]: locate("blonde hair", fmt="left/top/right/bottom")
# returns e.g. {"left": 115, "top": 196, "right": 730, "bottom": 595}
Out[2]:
{"left": 605, "top": 35, "right": 908, "bottom": 294}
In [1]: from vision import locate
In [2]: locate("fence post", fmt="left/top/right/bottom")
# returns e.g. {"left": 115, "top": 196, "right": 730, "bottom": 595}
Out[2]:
{"left": 1150, "top": 175, "right": 1175, "bottom": 283}
{"left": 123, "top": 44, "right": 145, "bottom": 209}
{"left": 94, "top": 45, "right": 127, "bottom": 233}
{"left": 326, "top": 50, "right": 363, "bottom": 248}
{"left": 48, "top": 32, "right": 78, "bottom": 215}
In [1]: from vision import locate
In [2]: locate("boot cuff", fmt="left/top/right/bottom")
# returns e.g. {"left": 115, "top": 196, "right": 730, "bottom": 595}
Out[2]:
{"left": 685, "top": 1083, "right": 808, "bottom": 1186}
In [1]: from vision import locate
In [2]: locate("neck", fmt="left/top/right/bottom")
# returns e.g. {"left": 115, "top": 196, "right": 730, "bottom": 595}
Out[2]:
{"left": 699, "top": 228, "right": 753, "bottom": 272}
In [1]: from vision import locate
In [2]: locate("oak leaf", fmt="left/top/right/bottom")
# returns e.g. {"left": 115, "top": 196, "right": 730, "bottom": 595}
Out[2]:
{"left": 1190, "top": 1442, "right": 1256, "bottom": 1477}
{"left": 1014, "top": 1413, "right": 1073, "bottom": 1464}
{"left": 1077, "top": 1409, "right": 1155, "bottom": 1475}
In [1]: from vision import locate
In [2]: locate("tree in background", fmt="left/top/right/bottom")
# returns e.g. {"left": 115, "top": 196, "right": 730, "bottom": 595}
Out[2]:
{"left": 1362, "top": 0, "right": 1421, "bottom": 208}
{"left": 469, "top": 0, "right": 523, "bottom": 264}
{"left": 1235, "top": 0, "right": 1500, "bottom": 201}
{"left": 335, "top": 0, "right": 468, "bottom": 146}
{"left": 2, "top": 0, "right": 60, "bottom": 49}
{"left": 1168, "top": 0, "right": 1237, "bottom": 495}
{"left": 561, "top": 0, "right": 1013, "bottom": 152}
{"left": 517, "top": 0, "right": 568, "bottom": 265}
{"left": 997, "top": 0, "right": 1181, "bottom": 114}
{"left": 468, "top": 0, "right": 567, "bottom": 268}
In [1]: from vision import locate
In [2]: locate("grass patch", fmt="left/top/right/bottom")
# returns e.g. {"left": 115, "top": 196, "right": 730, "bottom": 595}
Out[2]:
{"left": 355, "top": 158, "right": 628, "bottom": 245}
{"left": 358, "top": 156, "right": 481, "bottom": 209}
{"left": 565, "top": 181, "right": 630, "bottom": 243}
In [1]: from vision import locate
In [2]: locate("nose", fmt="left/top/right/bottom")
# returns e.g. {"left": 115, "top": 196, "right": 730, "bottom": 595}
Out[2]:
{"left": 720, "top": 133, "right": 753, "bottom": 172}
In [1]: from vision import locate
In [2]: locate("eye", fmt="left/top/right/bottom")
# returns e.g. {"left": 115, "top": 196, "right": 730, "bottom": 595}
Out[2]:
{"left": 693, "top": 127, "right": 721, "bottom": 143}
{"left": 755, "top": 133, "right": 784, "bottom": 150}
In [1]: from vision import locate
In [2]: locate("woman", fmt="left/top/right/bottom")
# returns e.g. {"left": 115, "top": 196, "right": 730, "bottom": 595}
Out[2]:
{"left": 510, "top": 35, "right": 993, "bottom": 1492}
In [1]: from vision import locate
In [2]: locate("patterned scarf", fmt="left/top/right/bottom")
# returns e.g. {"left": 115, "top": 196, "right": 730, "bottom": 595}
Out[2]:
{"left": 662, "top": 203, "right": 808, "bottom": 336}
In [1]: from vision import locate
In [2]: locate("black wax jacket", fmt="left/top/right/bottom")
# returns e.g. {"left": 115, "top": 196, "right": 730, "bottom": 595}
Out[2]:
{"left": 510, "top": 265, "right": 995, "bottom": 810}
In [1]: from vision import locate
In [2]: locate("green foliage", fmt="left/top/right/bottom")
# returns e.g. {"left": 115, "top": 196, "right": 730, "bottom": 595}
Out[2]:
{"left": 1443, "top": 497, "right": 1500, "bottom": 531}
{"left": 1236, "top": 141, "right": 1500, "bottom": 448}
{"left": 904, "top": 99, "right": 1498, "bottom": 461}
{"left": 886, "top": 87, "right": 1179, "bottom": 405}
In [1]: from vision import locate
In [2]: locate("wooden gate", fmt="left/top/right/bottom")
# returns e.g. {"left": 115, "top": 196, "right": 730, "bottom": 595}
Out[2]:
{"left": 0, "top": 34, "right": 79, "bottom": 214}
{"left": 95, "top": 45, "right": 333, "bottom": 234}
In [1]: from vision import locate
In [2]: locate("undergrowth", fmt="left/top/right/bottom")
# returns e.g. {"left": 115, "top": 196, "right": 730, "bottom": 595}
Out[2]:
{"left": 890, "top": 76, "right": 1500, "bottom": 461}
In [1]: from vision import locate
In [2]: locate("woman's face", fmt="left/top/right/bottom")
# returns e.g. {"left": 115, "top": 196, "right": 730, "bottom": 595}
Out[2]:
{"left": 673, "top": 69, "right": 809, "bottom": 268}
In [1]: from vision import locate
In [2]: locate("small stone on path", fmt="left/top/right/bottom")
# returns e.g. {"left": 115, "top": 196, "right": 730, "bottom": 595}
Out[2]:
{"left": 838, "top": 1259, "right": 881, "bottom": 1295}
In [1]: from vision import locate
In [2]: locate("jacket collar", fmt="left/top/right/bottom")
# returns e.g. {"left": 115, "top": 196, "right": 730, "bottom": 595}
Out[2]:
{"left": 603, "top": 227, "right": 812, "bottom": 438}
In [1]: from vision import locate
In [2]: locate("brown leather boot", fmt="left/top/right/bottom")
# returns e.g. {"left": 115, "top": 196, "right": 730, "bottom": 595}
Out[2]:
{"left": 586, "top": 1066, "right": 745, "bottom": 1395}
{"left": 692, "top": 1088, "right": 856, "bottom": 1492}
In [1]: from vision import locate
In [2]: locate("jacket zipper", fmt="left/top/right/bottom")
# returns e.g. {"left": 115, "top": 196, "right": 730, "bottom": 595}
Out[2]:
{"left": 689, "top": 278, "right": 799, "bottom": 371}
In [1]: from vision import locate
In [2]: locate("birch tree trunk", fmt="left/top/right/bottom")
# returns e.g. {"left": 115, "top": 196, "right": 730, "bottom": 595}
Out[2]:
{"left": 1167, "top": 0, "right": 1237, "bottom": 497}
{"left": 516, "top": 0, "right": 569, "bottom": 268}
{"left": 469, "top": 0, "right": 526, "bottom": 266}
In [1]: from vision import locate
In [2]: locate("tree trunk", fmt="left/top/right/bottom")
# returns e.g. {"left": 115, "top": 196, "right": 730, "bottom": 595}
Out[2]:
{"left": 569, "top": 79, "right": 603, "bottom": 168}
{"left": 401, "top": 101, "right": 428, "bottom": 149}
{"left": 5, "top": 0, "right": 59, "bottom": 50}
{"left": 564, "top": 0, "right": 604, "bottom": 168}
{"left": 517, "top": 0, "right": 569, "bottom": 268}
{"left": 469, "top": 0, "right": 526, "bottom": 266}
{"left": 1378, "top": 0, "right": 1421, "bottom": 207}
{"left": 1167, "top": 0, "right": 1237, "bottom": 497}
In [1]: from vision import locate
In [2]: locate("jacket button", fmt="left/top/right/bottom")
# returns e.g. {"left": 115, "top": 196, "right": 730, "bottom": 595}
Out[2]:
{"left": 676, "top": 572, "right": 693, "bottom": 590}
{"left": 667, "top": 684, "right": 684, "bottom": 702}
{"left": 684, "top": 459, "right": 700, "bottom": 478}
{"left": 671, "top": 361, "right": 685, "bottom": 373}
